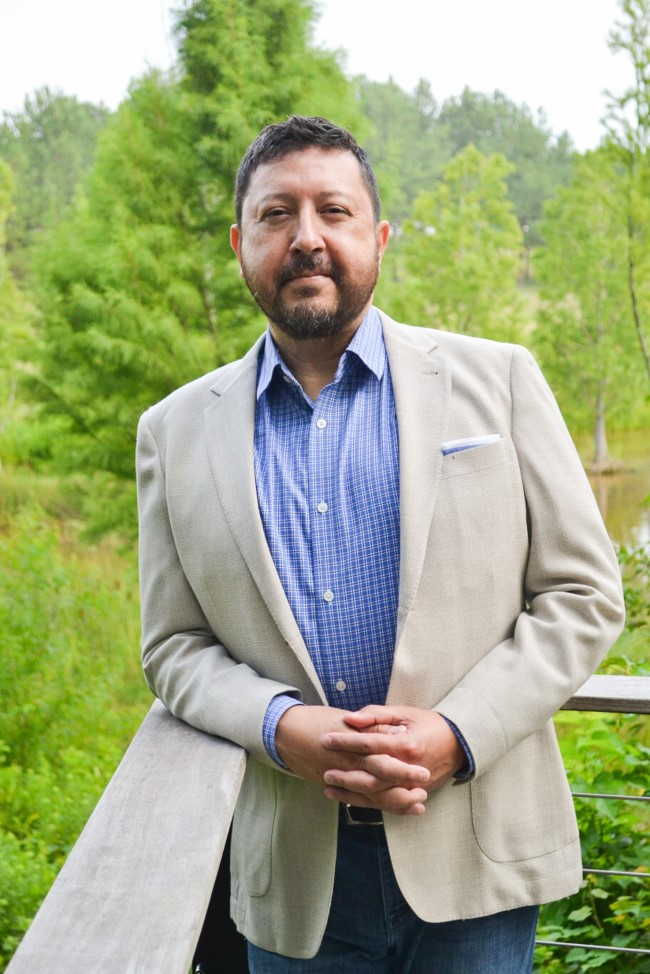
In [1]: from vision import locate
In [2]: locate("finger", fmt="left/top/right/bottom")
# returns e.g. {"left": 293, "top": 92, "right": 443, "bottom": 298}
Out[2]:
{"left": 322, "top": 730, "right": 411, "bottom": 756}
{"left": 366, "top": 723, "right": 408, "bottom": 735}
{"left": 363, "top": 753, "right": 430, "bottom": 784}
{"left": 324, "top": 758, "right": 429, "bottom": 792}
{"left": 323, "top": 768, "right": 393, "bottom": 795}
{"left": 323, "top": 785, "right": 427, "bottom": 816}
{"left": 356, "top": 752, "right": 430, "bottom": 785}
{"left": 343, "top": 707, "right": 404, "bottom": 729}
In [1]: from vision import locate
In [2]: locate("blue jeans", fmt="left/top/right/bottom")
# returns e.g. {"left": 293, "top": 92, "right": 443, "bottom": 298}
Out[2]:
{"left": 247, "top": 813, "right": 538, "bottom": 974}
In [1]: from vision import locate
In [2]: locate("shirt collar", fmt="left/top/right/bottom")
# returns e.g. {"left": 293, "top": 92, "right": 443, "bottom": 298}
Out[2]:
{"left": 256, "top": 307, "right": 386, "bottom": 401}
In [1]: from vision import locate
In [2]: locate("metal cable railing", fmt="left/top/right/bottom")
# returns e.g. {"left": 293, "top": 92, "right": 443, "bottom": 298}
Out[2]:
{"left": 536, "top": 718, "right": 650, "bottom": 962}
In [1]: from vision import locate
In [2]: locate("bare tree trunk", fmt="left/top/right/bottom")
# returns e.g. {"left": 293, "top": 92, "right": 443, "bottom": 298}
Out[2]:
{"left": 591, "top": 391, "right": 623, "bottom": 474}
{"left": 627, "top": 214, "right": 650, "bottom": 382}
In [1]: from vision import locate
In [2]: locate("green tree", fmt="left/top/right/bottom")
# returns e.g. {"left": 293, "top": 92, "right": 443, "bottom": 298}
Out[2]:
{"left": 33, "top": 0, "right": 361, "bottom": 536}
{"left": 380, "top": 144, "right": 524, "bottom": 341}
{"left": 535, "top": 149, "right": 644, "bottom": 471}
{"left": 356, "top": 77, "right": 451, "bottom": 224}
{"left": 438, "top": 88, "right": 575, "bottom": 246}
{"left": 0, "top": 89, "right": 108, "bottom": 275}
{"left": 356, "top": 81, "right": 573, "bottom": 245}
{"left": 0, "top": 161, "right": 37, "bottom": 469}
{"left": 604, "top": 0, "right": 650, "bottom": 381}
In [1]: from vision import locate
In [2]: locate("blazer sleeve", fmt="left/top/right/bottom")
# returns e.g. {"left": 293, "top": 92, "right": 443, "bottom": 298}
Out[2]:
{"left": 435, "top": 345, "right": 625, "bottom": 777}
{"left": 136, "top": 412, "right": 303, "bottom": 766}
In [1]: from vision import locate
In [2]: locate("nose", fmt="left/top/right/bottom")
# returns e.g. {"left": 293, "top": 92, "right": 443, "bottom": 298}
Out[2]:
{"left": 290, "top": 207, "right": 324, "bottom": 254}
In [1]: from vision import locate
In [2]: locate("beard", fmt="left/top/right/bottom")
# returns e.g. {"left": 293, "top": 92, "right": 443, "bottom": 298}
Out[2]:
{"left": 241, "top": 251, "right": 380, "bottom": 341}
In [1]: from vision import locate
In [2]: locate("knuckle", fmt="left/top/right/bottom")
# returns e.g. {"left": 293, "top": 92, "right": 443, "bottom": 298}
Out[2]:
{"left": 401, "top": 741, "right": 423, "bottom": 762}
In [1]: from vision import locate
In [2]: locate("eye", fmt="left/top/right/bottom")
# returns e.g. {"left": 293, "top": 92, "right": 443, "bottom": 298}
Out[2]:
{"left": 261, "top": 207, "right": 290, "bottom": 221}
{"left": 322, "top": 205, "right": 349, "bottom": 217}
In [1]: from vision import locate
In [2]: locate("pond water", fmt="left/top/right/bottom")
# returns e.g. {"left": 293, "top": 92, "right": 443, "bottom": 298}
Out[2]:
{"left": 575, "top": 429, "right": 650, "bottom": 549}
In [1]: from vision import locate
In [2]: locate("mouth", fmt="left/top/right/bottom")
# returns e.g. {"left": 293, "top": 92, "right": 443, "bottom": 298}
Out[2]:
{"left": 285, "top": 270, "right": 331, "bottom": 283}
{"left": 279, "top": 260, "right": 335, "bottom": 288}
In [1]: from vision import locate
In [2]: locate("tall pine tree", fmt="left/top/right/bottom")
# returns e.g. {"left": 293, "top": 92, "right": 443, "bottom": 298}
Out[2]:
{"left": 34, "top": 0, "right": 361, "bottom": 535}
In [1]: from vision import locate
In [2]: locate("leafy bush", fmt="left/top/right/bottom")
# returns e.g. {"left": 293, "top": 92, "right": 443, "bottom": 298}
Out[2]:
{"left": 0, "top": 503, "right": 148, "bottom": 969}
{"left": 618, "top": 542, "right": 650, "bottom": 632}
{"left": 535, "top": 650, "right": 650, "bottom": 971}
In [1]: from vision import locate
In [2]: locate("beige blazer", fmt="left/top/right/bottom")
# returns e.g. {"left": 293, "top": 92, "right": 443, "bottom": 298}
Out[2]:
{"left": 136, "top": 311, "right": 625, "bottom": 959}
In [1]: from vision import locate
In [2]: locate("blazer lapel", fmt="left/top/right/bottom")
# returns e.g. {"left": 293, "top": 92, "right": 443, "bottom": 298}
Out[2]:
{"left": 380, "top": 314, "right": 451, "bottom": 648}
{"left": 202, "top": 338, "right": 326, "bottom": 698}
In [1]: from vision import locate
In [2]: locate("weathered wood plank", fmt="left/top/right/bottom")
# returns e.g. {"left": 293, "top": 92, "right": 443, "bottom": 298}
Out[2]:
{"left": 6, "top": 700, "right": 246, "bottom": 974}
{"left": 562, "top": 674, "right": 650, "bottom": 714}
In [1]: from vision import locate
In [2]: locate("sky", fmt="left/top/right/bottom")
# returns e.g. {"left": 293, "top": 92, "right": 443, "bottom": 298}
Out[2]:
{"left": 0, "top": 0, "right": 633, "bottom": 151}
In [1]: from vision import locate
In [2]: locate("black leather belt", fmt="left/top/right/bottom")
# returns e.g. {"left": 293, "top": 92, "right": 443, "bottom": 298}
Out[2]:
{"left": 341, "top": 803, "right": 384, "bottom": 826}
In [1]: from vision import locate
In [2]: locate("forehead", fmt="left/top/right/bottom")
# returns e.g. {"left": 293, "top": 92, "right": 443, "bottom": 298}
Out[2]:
{"left": 243, "top": 146, "right": 370, "bottom": 213}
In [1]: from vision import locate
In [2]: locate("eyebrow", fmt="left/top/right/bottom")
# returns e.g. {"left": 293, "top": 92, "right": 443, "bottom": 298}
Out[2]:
{"left": 255, "top": 191, "right": 357, "bottom": 208}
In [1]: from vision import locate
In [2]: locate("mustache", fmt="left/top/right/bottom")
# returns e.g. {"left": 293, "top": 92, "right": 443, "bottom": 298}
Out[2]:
{"left": 277, "top": 254, "right": 341, "bottom": 287}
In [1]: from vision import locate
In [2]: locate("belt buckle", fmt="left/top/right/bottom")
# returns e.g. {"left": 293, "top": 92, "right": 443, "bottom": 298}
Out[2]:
{"left": 343, "top": 803, "right": 383, "bottom": 826}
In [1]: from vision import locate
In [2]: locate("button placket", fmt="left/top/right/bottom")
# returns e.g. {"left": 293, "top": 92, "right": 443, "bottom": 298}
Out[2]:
{"left": 309, "top": 391, "right": 342, "bottom": 702}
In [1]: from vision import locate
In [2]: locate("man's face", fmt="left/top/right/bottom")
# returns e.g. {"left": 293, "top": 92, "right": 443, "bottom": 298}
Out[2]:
{"left": 230, "top": 147, "right": 390, "bottom": 341}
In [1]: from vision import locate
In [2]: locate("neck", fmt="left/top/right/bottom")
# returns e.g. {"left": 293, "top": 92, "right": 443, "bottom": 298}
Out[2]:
{"left": 268, "top": 313, "right": 367, "bottom": 401}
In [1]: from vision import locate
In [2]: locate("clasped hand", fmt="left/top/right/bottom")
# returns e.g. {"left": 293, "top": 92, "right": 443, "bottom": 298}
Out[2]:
{"left": 275, "top": 704, "right": 465, "bottom": 816}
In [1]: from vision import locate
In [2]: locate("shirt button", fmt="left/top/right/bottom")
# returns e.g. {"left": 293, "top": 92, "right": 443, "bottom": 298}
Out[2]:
{"left": 316, "top": 417, "right": 327, "bottom": 429}
{"left": 335, "top": 680, "right": 347, "bottom": 692}
{"left": 323, "top": 589, "right": 334, "bottom": 603}
{"left": 317, "top": 501, "right": 328, "bottom": 514}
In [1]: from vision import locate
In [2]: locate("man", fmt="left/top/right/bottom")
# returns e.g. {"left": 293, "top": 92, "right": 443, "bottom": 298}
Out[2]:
{"left": 137, "top": 116, "right": 625, "bottom": 973}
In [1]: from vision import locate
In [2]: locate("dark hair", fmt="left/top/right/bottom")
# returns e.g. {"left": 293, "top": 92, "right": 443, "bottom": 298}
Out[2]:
{"left": 235, "top": 116, "right": 381, "bottom": 225}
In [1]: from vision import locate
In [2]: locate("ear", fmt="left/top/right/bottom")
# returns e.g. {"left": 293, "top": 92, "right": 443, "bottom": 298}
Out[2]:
{"left": 376, "top": 220, "right": 391, "bottom": 267}
{"left": 230, "top": 224, "right": 241, "bottom": 261}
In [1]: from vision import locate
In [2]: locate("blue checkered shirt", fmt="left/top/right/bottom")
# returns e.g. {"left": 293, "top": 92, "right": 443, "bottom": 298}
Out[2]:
{"left": 255, "top": 309, "right": 473, "bottom": 775}
{"left": 255, "top": 309, "right": 399, "bottom": 763}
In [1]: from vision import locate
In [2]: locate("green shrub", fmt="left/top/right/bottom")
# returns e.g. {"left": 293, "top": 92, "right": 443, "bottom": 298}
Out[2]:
{"left": 0, "top": 502, "right": 148, "bottom": 970}
{"left": 536, "top": 667, "right": 650, "bottom": 971}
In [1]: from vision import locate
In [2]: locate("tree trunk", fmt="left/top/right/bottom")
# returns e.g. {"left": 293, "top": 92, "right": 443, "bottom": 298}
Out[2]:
{"left": 591, "top": 392, "right": 623, "bottom": 474}
{"left": 626, "top": 214, "right": 650, "bottom": 382}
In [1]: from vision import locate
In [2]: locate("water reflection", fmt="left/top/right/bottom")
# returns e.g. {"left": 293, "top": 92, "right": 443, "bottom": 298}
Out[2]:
{"left": 575, "top": 430, "right": 650, "bottom": 548}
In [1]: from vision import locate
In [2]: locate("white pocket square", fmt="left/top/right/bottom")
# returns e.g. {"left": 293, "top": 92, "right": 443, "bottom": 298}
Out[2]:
{"left": 441, "top": 434, "right": 502, "bottom": 456}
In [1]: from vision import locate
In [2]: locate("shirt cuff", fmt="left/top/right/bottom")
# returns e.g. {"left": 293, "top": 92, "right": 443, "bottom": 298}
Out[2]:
{"left": 263, "top": 694, "right": 306, "bottom": 768}
{"left": 440, "top": 715, "right": 475, "bottom": 779}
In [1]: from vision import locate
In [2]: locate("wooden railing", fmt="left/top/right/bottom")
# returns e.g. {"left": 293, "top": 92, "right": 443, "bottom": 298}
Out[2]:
{"left": 5, "top": 701, "right": 246, "bottom": 974}
{"left": 5, "top": 676, "right": 650, "bottom": 973}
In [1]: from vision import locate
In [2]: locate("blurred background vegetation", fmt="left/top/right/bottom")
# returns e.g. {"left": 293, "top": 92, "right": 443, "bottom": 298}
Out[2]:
{"left": 0, "top": 0, "right": 648, "bottom": 969}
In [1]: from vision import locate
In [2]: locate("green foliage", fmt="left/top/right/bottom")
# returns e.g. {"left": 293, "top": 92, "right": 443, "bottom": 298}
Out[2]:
{"left": 0, "top": 88, "right": 108, "bottom": 276}
{"left": 0, "top": 502, "right": 148, "bottom": 969}
{"left": 380, "top": 144, "right": 524, "bottom": 341}
{"left": 438, "top": 88, "right": 575, "bottom": 246}
{"left": 537, "top": 708, "right": 650, "bottom": 971}
{"left": 357, "top": 81, "right": 574, "bottom": 244}
{"left": 0, "top": 160, "right": 39, "bottom": 470}
{"left": 357, "top": 78, "right": 451, "bottom": 224}
{"left": 536, "top": 571, "right": 650, "bottom": 971}
{"left": 603, "top": 0, "right": 650, "bottom": 383}
{"left": 618, "top": 542, "right": 650, "bottom": 631}
{"left": 534, "top": 148, "right": 646, "bottom": 454}
{"left": 31, "top": 0, "right": 363, "bottom": 537}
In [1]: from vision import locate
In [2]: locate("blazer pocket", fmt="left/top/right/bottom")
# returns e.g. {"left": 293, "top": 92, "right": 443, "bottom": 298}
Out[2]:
{"left": 469, "top": 729, "right": 578, "bottom": 862}
{"left": 441, "top": 435, "right": 513, "bottom": 478}
{"left": 232, "top": 762, "right": 277, "bottom": 897}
